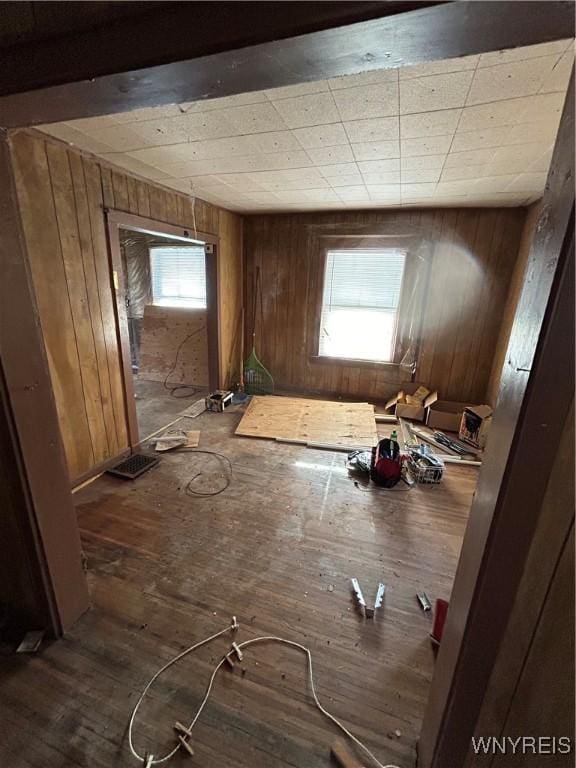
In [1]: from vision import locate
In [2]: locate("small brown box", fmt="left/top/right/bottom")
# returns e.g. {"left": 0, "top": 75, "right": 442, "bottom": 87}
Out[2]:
{"left": 385, "top": 384, "right": 437, "bottom": 422}
{"left": 459, "top": 405, "right": 493, "bottom": 448}
{"left": 426, "top": 399, "right": 475, "bottom": 433}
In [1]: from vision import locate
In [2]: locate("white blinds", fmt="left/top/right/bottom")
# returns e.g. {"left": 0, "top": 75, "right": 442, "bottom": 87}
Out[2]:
{"left": 150, "top": 246, "right": 207, "bottom": 308}
{"left": 319, "top": 248, "right": 406, "bottom": 362}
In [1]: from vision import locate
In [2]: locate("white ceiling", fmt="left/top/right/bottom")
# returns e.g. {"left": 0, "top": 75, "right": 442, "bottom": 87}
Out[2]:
{"left": 39, "top": 38, "right": 573, "bottom": 213}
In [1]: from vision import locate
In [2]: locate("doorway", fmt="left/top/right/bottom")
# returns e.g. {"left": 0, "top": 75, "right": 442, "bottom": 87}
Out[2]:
{"left": 106, "top": 211, "right": 220, "bottom": 448}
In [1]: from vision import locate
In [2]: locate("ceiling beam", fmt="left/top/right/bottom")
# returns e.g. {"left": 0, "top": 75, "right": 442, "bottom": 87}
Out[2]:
{"left": 0, "top": 1, "right": 572, "bottom": 128}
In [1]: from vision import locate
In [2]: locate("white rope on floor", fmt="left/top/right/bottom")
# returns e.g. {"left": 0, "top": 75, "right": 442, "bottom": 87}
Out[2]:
{"left": 128, "top": 617, "right": 401, "bottom": 768}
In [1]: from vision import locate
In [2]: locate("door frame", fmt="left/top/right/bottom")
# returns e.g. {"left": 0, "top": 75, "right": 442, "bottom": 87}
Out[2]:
{"left": 105, "top": 209, "right": 220, "bottom": 451}
{"left": 0, "top": 3, "right": 573, "bottom": 753}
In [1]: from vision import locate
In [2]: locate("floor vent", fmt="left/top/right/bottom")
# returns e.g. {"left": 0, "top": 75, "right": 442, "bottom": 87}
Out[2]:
{"left": 106, "top": 453, "right": 160, "bottom": 480}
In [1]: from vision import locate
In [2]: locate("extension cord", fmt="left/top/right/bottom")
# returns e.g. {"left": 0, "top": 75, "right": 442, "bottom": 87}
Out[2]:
{"left": 128, "top": 617, "right": 402, "bottom": 768}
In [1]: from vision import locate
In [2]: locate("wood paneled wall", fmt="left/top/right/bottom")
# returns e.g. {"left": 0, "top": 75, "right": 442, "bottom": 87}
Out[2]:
{"left": 9, "top": 129, "right": 242, "bottom": 483}
{"left": 218, "top": 210, "right": 243, "bottom": 388}
{"left": 465, "top": 400, "right": 575, "bottom": 766}
{"left": 244, "top": 209, "right": 527, "bottom": 404}
{"left": 486, "top": 203, "right": 542, "bottom": 407}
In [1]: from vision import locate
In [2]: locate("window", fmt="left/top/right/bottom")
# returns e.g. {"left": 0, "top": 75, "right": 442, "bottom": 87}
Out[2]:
{"left": 150, "top": 246, "right": 206, "bottom": 308}
{"left": 319, "top": 248, "right": 406, "bottom": 363}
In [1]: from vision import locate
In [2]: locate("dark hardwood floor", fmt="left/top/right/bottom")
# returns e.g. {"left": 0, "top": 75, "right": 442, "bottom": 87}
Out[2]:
{"left": 0, "top": 405, "right": 475, "bottom": 768}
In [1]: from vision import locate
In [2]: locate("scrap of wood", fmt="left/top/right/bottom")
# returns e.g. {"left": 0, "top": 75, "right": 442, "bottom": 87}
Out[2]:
{"left": 374, "top": 413, "right": 397, "bottom": 423}
{"left": 235, "top": 395, "right": 377, "bottom": 448}
{"left": 331, "top": 738, "right": 366, "bottom": 768}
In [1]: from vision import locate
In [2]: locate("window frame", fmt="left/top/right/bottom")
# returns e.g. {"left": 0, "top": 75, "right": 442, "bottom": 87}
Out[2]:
{"left": 307, "top": 233, "right": 427, "bottom": 371}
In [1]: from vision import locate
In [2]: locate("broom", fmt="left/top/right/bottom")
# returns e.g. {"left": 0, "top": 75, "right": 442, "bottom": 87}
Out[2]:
{"left": 244, "top": 266, "right": 274, "bottom": 395}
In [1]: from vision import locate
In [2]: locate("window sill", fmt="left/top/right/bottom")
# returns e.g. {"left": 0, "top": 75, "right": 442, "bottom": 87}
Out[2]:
{"left": 309, "top": 355, "right": 401, "bottom": 371}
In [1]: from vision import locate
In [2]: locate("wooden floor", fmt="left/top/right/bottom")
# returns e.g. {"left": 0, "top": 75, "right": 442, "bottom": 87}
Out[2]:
{"left": 0, "top": 404, "right": 476, "bottom": 768}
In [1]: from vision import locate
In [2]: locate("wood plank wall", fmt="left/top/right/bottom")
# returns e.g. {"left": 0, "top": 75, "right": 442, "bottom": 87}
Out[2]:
{"left": 465, "top": 399, "right": 575, "bottom": 767}
{"left": 244, "top": 209, "right": 526, "bottom": 404}
{"left": 486, "top": 202, "right": 542, "bottom": 407}
{"left": 9, "top": 129, "right": 242, "bottom": 483}
{"left": 218, "top": 210, "right": 243, "bottom": 388}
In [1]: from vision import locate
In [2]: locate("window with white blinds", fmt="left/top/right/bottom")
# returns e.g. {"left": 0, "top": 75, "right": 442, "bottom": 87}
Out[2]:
{"left": 150, "top": 246, "right": 207, "bottom": 308}
{"left": 319, "top": 248, "right": 406, "bottom": 362}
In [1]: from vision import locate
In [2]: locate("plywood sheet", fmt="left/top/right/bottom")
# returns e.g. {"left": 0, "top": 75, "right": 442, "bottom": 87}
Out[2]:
{"left": 235, "top": 395, "right": 377, "bottom": 447}
{"left": 139, "top": 305, "right": 209, "bottom": 386}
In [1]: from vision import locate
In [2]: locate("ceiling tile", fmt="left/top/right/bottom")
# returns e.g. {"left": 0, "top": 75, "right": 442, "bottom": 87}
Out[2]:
{"left": 328, "top": 173, "right": 365, "bottom": 187}
{"left": 164, "top": 150, "right": 312, "bottom": 177}
{"left": 42, "top": 123, "right": 116, "bottom": 154}
{"left": 218, "top": 102, "right": 288, "bottom": 133}
{"left": 539, "top": 49, "right": 575, "bottom": 93}
{"left": 485, "top": 143, "right": 550, "bottom": 174}
{"left": 401, "top": 134, "right": 453, "bottom": 157}
{"left": 292, "top": 124, "right": 349, "bottom": 148}
{"left": 401, "top": 183, "right": 437, "bottom": 198}
{"left": 178, "top": 91, "right": 270, "bottom": 115}
{"left": 344, "top": 116, "right": 399, "bottom": 143}
{"left": 440, "top": 165, "right": 488, "bottom": 182}
{"left": 472, "top": 175, "right": 519, "bottom": 193}
{"left": 478, "top": 38, "right": 572, "bottom": 68}
{"left": 262, "top": 80, "right": 329, "bottom": 100}
{"left": 436, "top": 180, "right": 478, "bottom": 196}
{"left": 401, "top": 167, "right": 442, "bottom": 183}
{"left": 361, "top": 170, "right": 401, "bottom": 184}
{"left": 366, "top": 185, "right": 401, "bottom": 203}
{"left": 399, "top": 54, "right": 479, "bottom": 80}
{"left": 249, "top": 167, "right": 325, "bottom": 183}
{"left": 113, "top": 105, "right": 186, "bottom": 123}
{"left": 400, "top": 154, "right": 445, "bottom": 171}
{"left": 466, "top": 55, "right": 561, "bottom": 105}
{"left": 329, "top": 68, "right": 397, "bottom": 90}
{"left": 306, "top": 145, "right": 354, "bottom": 165}
{"left": 352, "top": 140, "right": 400, "bottom": 161}
{"left": 504, "top": 172, "right": 549, "bottom": 192}
{"left": 100, "top": 153, "right": 171, "bottom": 180}
{"left": 357, "top": 158, "right": 401, "bottom": 174}
{"left": 258, "top": 177, "right": 332, "bottom": 191}
{"left": 451, "top": 126, "right": 511, "bottom": 153}
{"left": 400, "top": 108, "right": 461, "bottom": 139}
{"left": 129, "top": 112, "right": 236, "bottom": 144}
{"left": 504, "top": 121, "right": 558, "bottom": 146}
{"left": 64, "top": 115, "right": 121, "bottom": 132}
{"left": 457, "top": 93, "right": 566, "bottom": 133}
{"left": 318, "top": 162, "right": 360, "bottom": 178}
{"left": 444, "top": 148, "right": 497, "bottom": 168}
{"left": 400, "top": 70, "right": 474, "bottom": 114}
{"left": 332, "top": 82, "right": 399, "bottom": 121}
{"left": 83, "top": 124, "right": 152, "bottom": 151}
{"left": 335, "top": 186, "right": 371, "bottom": 200}
{"left": 271, "top": 93, "right": 340, "bottom": 128}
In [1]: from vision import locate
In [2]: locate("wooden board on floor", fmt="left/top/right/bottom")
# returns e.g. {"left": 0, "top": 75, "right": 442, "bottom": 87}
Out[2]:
{"left": 139, "top": 304, "right": 209, "bottom": 386}
{"left": 235, "top": 395, "right": 377, "bottom": 447}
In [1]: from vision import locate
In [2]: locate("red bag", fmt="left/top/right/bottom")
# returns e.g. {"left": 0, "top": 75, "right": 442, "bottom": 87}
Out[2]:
{"left": 371, "top": 438, "right": 402, "bottom": 488}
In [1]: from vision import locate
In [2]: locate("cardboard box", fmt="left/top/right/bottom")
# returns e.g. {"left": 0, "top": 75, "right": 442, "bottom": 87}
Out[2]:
{"left": 426, "top": 399, "right": 475, "bottom": 433}
{"left": 459, "top": 405, "right": 493, "bottom": 449}
{"left": 385, "top": 384, "right": 437, "bottom": 422}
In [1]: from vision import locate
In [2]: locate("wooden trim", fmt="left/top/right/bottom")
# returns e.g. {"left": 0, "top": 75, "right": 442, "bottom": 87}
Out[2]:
{"left": 0, "top": 3, "right": 572, "bottom": 127}
{"left": 105, "top": 209, "right": 221, "bottom": 450}
{"left": 309, "top": 355, "right": 401, "bottom": 372}
{"left": 105, "top": 217, "right": 140, "bottom": 450}
{"left": 0, "top": 134, "right": 89, "bottom": 635}
{"left": 205, "top": 244, "right": 221, "bottom": 391}
{"left": 106, "top": 209, "right": 218, "bottom": 245}
{"left": 70, "top": 447, "right": 132, "bottom": 491}
{"left": 418, "top": 72, "right": 575, "bottom": 768}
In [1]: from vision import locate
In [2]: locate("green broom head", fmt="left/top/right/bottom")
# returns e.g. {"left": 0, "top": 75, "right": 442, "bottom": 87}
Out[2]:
{"left": 244, "top": 348, "right": 274, "bottom": 395}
